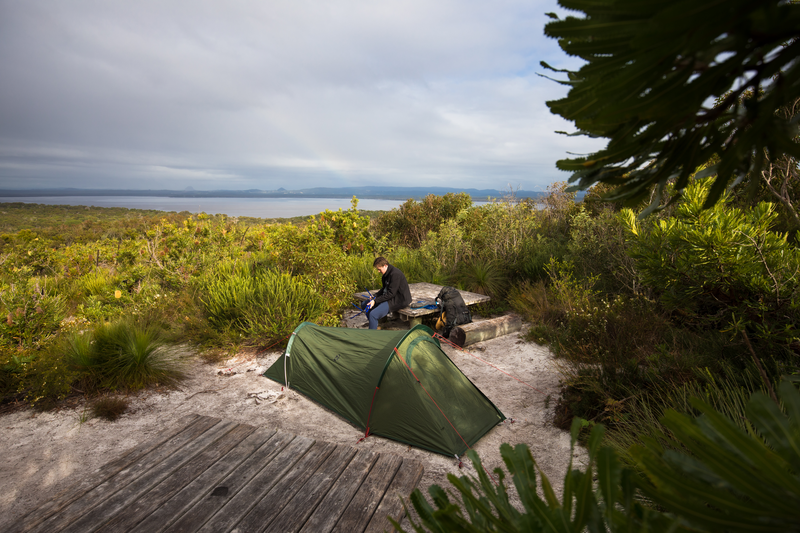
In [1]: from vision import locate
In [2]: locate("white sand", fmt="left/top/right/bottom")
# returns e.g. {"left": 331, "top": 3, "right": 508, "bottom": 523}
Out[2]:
{"left": 0, "top": 318, "right": 585, "bottom": 530}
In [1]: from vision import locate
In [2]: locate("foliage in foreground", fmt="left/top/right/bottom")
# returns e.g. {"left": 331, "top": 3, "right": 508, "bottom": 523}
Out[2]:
{"left": 543, "top": 0, "right": 800, "bottom": 211}
{"left": 395, "top": 379, "right": 800, "bottom": 533}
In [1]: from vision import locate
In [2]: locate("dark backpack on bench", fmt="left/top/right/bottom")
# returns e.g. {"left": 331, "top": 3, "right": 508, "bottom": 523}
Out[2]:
{"left": 436, "top": 286, "right": 472, "bottom": 337}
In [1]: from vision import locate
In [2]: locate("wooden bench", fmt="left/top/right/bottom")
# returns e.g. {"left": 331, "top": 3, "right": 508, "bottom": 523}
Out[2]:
{"left": 355, "top": 282, "right": 490, "bottom": 328}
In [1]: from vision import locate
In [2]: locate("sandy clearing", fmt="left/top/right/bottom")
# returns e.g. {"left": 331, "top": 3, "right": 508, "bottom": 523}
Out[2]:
{"left": 0, "top": 317, "right": 586, "bottom": 530}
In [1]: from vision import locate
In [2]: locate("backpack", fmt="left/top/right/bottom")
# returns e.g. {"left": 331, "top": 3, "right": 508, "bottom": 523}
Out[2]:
{"left": 436, "top": 286, "right": 472, "bottom": 337}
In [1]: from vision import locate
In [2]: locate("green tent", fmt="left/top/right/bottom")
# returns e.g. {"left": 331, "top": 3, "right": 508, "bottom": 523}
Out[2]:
{"left": 263, "top": 322, "right": 505, "bottom": 457}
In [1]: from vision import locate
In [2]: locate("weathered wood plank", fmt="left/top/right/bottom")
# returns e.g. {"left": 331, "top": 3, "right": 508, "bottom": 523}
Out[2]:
{"left": 227, "top": 441, "right": 338, "bottom": 533}
{"left": 364, "top": 459, "right": 425, "bottom": 533}
{"left": 263, "top": 445, "right": 358, "bottom": 533}
{"left": 128, "top": 427, "right": 277, "bottom": 533}
{"left": 300, "top": 450, "right": 379, "bottom": 533}
{"left": 167, "top": 433, "right": 312, "bottom": 533}
{"left": 331, "top": 453, "right": 403, "bottom": 533}
{"left": 8, "top": 413, "right": 202, "bottom": 533}
{"left": 25, "top": 415, "right": 223, "bottom": 533}
{"left": 99, "top": 422, "right": 256, "bottom": 533}
{"left": 58, "top": 419, "right": 237, "bottom": 533}
{"left": 452, "top": 313, "right": 522, "bottom": 347}
{"left": 99, "top": 414, "right": 202, "bottom": 476}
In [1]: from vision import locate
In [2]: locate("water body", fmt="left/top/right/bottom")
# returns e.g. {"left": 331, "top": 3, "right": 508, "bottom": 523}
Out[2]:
{"left": 0, "top": 196, "right": 412, "bottom": 218}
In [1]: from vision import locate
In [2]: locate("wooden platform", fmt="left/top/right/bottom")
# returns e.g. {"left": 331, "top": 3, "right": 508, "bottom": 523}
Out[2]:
{"left": 355, "top": 282, "right": 490, "bottom": 327}
{"left": 10, "top": 414, "right": 424, "bottom": 533}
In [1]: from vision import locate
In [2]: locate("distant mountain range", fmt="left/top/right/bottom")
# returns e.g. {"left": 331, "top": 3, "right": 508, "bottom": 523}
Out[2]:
{"left": 0, "top": 186, "right": 547, "bottom": 201}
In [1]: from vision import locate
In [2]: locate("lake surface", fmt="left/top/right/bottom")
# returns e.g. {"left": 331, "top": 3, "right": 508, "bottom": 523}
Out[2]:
{"left": 0, "top": 196, "right": 413, "bottom": 218}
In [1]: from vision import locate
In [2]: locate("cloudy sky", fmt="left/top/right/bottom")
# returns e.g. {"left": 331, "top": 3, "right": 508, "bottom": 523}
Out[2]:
{"left": 0, "top": 0, "right": 603, "bottom": 192}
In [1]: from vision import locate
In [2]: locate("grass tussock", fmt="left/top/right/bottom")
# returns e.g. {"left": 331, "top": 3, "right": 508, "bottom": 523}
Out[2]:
{"left": 65, "top": 319, "right": 185, "bottom": 392}
{"left": 92, "top": 396, "right": 129, "bottom": 421}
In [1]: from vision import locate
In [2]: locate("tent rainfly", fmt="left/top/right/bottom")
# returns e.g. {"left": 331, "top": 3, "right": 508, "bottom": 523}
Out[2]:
{"left": 263, "top": 323, "right": 505, "bottom": 457}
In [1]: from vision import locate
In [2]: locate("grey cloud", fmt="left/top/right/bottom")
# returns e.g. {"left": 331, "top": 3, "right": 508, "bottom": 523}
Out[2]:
{"left": 0, "top": 0, "right": 602, "bottom": 191}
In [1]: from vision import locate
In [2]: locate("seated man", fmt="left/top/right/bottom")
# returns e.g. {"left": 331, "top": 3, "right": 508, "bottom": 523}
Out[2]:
{"left": 366, "top": 256, "right": 412, "bottom": 329}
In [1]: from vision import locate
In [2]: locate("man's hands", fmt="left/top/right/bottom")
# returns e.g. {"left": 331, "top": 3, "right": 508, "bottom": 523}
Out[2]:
{"left": 366, "top": 299, "right": 375, "bottom": 310}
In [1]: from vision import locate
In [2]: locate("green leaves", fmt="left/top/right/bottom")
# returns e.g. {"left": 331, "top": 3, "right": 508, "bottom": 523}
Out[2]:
{"left": 632, "top": 379, "right": 800, "bottom": 532}
{"left": 201, "top": 264, "right": 328, "bottom": 343}
{"left": 544, "top": 0, "right": 800, "bottom": 209}
{"left": 395, "top": 380, "right": 800, "bottom": 533}
{"left": 394, "top": 418, "right": 678, "bottom": 533}
{"left": 618, "top": 178, "right": 800, "bottom": 347}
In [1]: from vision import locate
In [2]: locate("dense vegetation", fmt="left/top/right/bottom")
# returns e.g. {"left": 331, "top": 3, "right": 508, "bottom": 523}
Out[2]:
{"left": 2, "top": 178, "right": 799, "bottom": 526}
{"left": 2, "top": 183, "right": 796, "bottom": 428}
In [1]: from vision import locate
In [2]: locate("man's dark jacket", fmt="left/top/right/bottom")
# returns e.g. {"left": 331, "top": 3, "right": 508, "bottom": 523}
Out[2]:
{"left": 374, "top": 264, "right": 412, "bottom": 312}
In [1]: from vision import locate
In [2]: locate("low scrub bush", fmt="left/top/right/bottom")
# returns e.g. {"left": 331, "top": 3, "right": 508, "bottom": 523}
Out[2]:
{"left": 92, "top": 396, "right": 129, "bottom": 421}
{"left": 565, "top": 207, "right": 641, "bottom": 295}
{"left": 622, "top": 179, "right": 800, "bottom": 350}
{"left": 348, "top": 254, "right": 381, "bottom": 292}
{"left": 390, "top": 247, "right": 447, "bottom": 285}
{"left": 374, "top": 192, "right": 472, "bottom": 248}
{"left": 66, "top": 319, "right": 184, "bottom": 392}
{"left": 604, "top": 364, "right": 772, "bottom": 464}
{"left": 264, "top": 224, "right": 356, "bottom": 313}
{"left": 0, "top": 277, "right": 65, "bottom": 349}
{"left": 202, "top": 266, "right": 328, "bottom": 344}
{"left": 3, "top": 341, "right": 78, "bottom": 408}
{"left": 308, "top": 197, "right": 383, "bottom": 254}
{"left": 459, "top": 199, "right": 540, "bottom": 273}
{"left": 419, "top": 219, "right": 470, "bottom": 278}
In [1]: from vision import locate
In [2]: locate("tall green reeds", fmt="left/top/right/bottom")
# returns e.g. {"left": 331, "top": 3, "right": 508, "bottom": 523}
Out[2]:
{"left": 201, "top": 265, "right": 327, "bottom": 343}
{"left": 65, "top": 319, "right": 184, "bottom": 391}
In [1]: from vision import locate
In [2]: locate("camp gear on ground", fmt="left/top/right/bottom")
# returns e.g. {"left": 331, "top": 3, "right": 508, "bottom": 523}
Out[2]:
{"left": 435, "top": 286, "right": 472, "bottom": 338}
{"left": 263, "top": 323, "right": 505, "bottom": 456}
{"left": 410, "top": 299, "right": 437, "bottom": 309}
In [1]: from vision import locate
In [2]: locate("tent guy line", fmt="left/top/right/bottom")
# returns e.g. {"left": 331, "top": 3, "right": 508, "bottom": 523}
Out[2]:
{"left": 433, "top": 332, "right": 547, "bottom": 396}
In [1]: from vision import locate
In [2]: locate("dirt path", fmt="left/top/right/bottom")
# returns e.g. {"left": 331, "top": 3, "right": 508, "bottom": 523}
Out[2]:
{"left": 0, "top": 322, "right": 585, "bottom": 530}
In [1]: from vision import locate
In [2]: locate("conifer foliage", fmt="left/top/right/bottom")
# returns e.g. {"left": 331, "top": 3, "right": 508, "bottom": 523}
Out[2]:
{"left": 543, "top": 0, "right": 800, "bottom": 210}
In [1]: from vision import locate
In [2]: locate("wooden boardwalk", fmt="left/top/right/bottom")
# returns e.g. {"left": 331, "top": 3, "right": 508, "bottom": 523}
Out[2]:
{"left": 10, "top": 414, "right": 424, "bottom": 533}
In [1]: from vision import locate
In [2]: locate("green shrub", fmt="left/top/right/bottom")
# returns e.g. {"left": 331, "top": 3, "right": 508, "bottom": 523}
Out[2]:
{"left": 390, "top": 247, "right": 447, "bottom": 285}
{"left": 264, "top": 224, "right": 356, "bottom": 314}
{"left": 308, "top": 196, "right": 383, "bottom": 254}
{"left": 396, "top": 380, "right": 800, "bottom": 532}
{"left": 65, "top": 319, "right": 184, "bottom": 391}
{"left": 565, "top": 206, "right": 640, "bottom": 295}
{"left": 454, "top": 257, "right": 508, "bottom": 299}
{"left": 394, "top": 419, "right": 677, "bottom": 532}
{"left": 241, "top": 271, "right": 328, "bottom": 342}
{"left": 545, "top": 257, "right": 597, "bottom": 314}
{"left": 10, "top": 342, "right": 78, "bottom": 408}
{"left": 517, "top": 235, "right": 568, "bottom": 282}
{"left": 631, "top": 378, "right": 800, "bottom": 532}
{"left": 459, "top": 200, "right": 540, "bottom": 273}
{"left": 604, "top": 364, "right": 772, "bottom": 464}
{"left": 621, "top": 179, "right": 800, "bottom": 350}
{"left": 374, "top": 193, "right": 472, "bottom": 248}
{"left": 419, "top": 219, "right": 470, "bottom": 278}
{"left": 202, "top": 267, "right": 328, "bottom": 344}
{"left": 0, "top": 277, "right": 65, "bottom": 349}
{"left": 348, "top": 254, "right": 381, "bottom": 292}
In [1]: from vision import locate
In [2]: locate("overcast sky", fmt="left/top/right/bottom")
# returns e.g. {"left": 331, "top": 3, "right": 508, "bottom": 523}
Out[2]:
{"left": 0, "top": 0, "right": 603, "bottom": 192}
